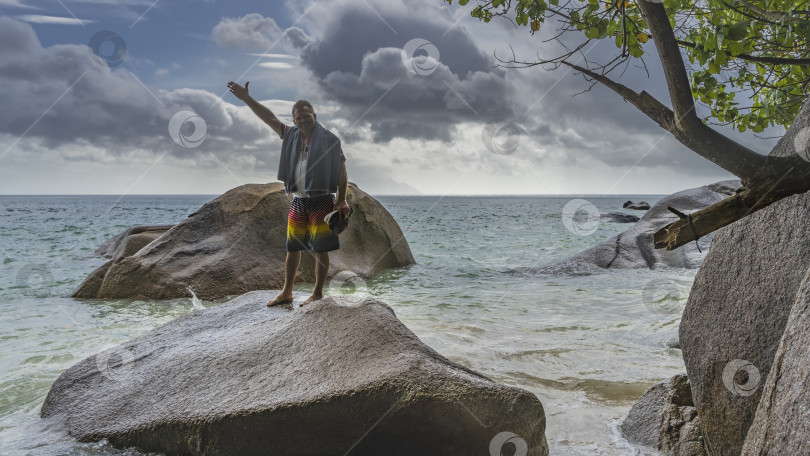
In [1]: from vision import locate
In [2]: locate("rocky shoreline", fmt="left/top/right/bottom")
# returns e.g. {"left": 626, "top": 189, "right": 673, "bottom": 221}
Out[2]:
{"left": 619, "top": 98, "right": 810, "bottom": 454}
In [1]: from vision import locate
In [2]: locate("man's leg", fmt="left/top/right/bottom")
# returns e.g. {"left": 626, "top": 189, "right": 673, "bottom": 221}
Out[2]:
{"left": 267, "top": 251, "right": 301, "bottom": 306}
{"left": 301, "top": 251, "right": 329, "bottom": 306}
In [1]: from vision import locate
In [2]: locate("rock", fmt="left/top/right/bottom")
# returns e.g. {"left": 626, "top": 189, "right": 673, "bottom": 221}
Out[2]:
{"left": 623, "top": 201, "right": 651, "bottom": 210}
{"left": 96, "top": 225, "right": 175, "bottom": 259}
{"left": 41, "top": 292, "right": 549, "bottom": 456}
{"left": 621, "top": 381, "right": 668, "bottom": 448}
{"left": 72, "top": 183, "right": 415, "bottom": 300}
{"left": 601, "top": 212, "right": 640, "bottom": 223}
{"left": 621, "top": 374, "right": 707, "bottom": 455}
{"left": 658, "top": 375, "right": 707, "bottom": 456}
{"left": 741, "top": 267, "right": 810, "bottom": 455}
{"left": 680, "top": 99, "right": 810, "bottom": 456}
{"left": 535, "top": 180, "right": 741, "bottom": 273}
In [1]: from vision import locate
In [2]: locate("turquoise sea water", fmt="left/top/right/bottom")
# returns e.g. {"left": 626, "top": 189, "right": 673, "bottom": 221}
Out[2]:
{"left": 0, "top": 194, "right": 694, "bottom": 455}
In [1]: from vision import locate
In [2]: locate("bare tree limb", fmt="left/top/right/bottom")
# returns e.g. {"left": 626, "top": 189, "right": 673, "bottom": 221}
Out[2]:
{"left": 560, "top": 61, "right": 676, "bottom": 128}
{"left": 654, "top": 155, "right": 810, "bottom": 250}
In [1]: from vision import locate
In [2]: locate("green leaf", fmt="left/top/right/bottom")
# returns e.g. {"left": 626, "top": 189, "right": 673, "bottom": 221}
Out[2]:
{"left": 726, "top": 41, "right": 744, "bottom": 56}
{"left": 715, "top": 50, "right": 727, "bottom": 66}
{"left": 726, "top": 21, "right": 748, "bottom": 41}
{"left": 704, "top": 35, "right": 716, "bottom": 51}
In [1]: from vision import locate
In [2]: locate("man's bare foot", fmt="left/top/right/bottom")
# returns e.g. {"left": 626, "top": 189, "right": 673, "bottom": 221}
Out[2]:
{"left": 300, "top": 294, "right": 323, "bottom": 307}
{"left": 267, "top": 293, "right": 293, "bottom": 307}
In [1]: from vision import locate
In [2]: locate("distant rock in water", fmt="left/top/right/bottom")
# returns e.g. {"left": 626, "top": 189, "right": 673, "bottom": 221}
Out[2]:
{"left": 72, "top": 182, "right": 415, "bottom": 300}
{"left": 600, "top": 212, "right": 640, "bottom": 223}
{"left": 41, "top": 292, "right": 549, "bottom": 456}
{"left": 534, "top": 180, "right": 742, "bottom": 273}
{"left": 95, "top": 225, "right": 174, "bottom": 260}
{"left": 623, "top": 201, "right": 651, "bottom": 210}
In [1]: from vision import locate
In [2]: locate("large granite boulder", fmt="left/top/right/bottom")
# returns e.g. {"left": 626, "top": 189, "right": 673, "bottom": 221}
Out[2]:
{"left": 741, "top": 267, "right": 810, "bottom": 455}
{"left": 72, "top": 183, "right": 415, "bottom": 300}
{"left": 534, "top": 180, "right": 741, "bottom": 273}
{"left": 621, "top": 374, "right": 707, "bottom": 455}
{"left": 41, "top": 292, "right": 548, "bottom": 456}
{"left": 680, "top": 99, "right": 810, "bottom": 455}
{"left": 96, "top": 225, "right": 174, "bottom": 260}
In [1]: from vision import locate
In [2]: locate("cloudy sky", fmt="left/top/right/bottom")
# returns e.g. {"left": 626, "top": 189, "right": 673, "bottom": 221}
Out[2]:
{"left": 0, "top": 0, "right": 782, "bottom": 195}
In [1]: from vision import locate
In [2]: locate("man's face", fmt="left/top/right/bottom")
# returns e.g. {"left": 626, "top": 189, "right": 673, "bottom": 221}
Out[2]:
{"left": 293, "top": 106, "right": 315, "bottom": 129}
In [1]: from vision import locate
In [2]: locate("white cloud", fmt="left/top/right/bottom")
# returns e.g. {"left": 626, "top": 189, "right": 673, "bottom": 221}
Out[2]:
{"left": 248, "top": 53, "right": 296, "bottom": 59}
{"left": 14, "top": 14, "right": 93, "bottom": 25}
{"left": 211, "top": 13, "right": 284, "bottom": 50}
{"left": 0, "top": 0, "right": 37, "bottom": 9}
{"left": 258, "top": 62, "right": 294, "bottom": 70}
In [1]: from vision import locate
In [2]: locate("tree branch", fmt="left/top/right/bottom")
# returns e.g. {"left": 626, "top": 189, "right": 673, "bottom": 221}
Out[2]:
{"left": 559, "top": 60, "right": 765, "bottom": 180}
{"left": 739, "top": 0, "right": 807, "bottom": 23}
{"left": 637, "top": 0, "right": 698, "bottom": 128}
{"left": 633, "top": 0, "right": 768, "bottom": 180}
{"left": 654, "top": 155, "right": 810, "bottom": 250}
{"left": 561, "top": 61, "right": 676, "bottom": 129}
{"left": 676, "top": 40, "right": 810, "bottom": 65}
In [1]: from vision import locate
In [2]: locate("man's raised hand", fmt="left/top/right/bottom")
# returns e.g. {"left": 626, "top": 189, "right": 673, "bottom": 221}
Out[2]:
{"left": 227, "top": 81, "right": 250, "bottom": 102}
{"left": 228, "top": 81, "right": 284, "bottom": 138}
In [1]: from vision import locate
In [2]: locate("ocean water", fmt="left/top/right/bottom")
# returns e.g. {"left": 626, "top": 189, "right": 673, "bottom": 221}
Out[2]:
{"left": 0, "top": 194, "right": 695, "bottom": 455}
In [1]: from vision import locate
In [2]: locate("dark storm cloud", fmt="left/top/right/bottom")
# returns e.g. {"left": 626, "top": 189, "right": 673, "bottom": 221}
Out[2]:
{"left": 0, "top": 17, "right": 276, "bottom": 169}
{"left": 287, "top": 0, "right": 516, "bottom": 143}
{"left": 497, "top": 40, "right": 773, "bottom": 176}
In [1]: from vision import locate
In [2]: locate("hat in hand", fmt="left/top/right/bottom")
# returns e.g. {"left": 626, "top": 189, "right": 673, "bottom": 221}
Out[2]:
{"left": 324, "top": 207, "right": 352, "bottom": 235}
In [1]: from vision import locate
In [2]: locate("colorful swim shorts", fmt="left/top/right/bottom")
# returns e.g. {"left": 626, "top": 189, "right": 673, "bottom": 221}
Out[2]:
{"left": 286, "top": 194, "right": 340, "bottom": 253}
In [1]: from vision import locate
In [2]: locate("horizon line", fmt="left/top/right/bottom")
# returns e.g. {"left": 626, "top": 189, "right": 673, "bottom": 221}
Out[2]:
{"left": 0, "top": 192, "right": 670, "bottom": 197}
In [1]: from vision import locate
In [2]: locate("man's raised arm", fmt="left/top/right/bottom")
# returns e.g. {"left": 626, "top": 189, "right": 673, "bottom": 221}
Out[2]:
{"left": 227, "top": 81, "right": 284, "bottom": 139}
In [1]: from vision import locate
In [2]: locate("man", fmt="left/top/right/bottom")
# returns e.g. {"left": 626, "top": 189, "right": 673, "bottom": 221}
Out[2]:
{"left": 227, "top": 81, "right": 350, "bottom": 307}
